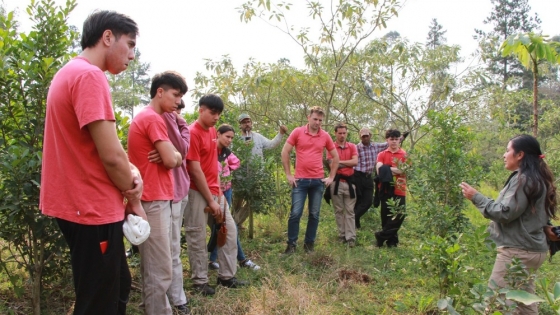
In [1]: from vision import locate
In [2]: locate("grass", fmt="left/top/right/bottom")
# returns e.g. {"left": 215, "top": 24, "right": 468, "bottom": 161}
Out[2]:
{"left": 1, "top": 197, "right": 560, "bottom": 314}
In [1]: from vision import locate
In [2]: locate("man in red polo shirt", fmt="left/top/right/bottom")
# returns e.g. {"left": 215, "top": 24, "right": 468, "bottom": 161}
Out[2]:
{"left": 375, "top": 129, "right": 407, "bottom": 248}
{"left": 281, "top": 106, "right": 339, "bottom": 254}
{"left": 327, "top": 123, "right": 358, "bottom": 247}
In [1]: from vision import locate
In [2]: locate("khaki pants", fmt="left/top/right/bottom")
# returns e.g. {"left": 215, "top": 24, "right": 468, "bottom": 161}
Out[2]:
{"left": 331, "top": 182, "right": 356, "bottom": 242}
{"left": 166, "top": 196, "right": 188, "bottom": 306}
{"left": 139, "top": 200, "right": 173, "bottom": 315}
{"left": 184, "top": 190, "right": 237, "bottom": 285}
{"left": 489, "top": 247, "right": 547, "bottom": 315}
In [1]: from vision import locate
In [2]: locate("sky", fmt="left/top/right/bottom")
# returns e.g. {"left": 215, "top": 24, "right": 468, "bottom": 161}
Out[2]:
{"left": 3, "top": 0, "right": 559, "bottom": 109}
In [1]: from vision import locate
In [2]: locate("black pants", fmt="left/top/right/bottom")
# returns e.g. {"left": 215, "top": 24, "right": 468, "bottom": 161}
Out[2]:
{"left": 353, "top": 171, "right": 374, "bottom": 228}
{"left": 377, "top": 195, "right": 406, "bottom": 246}
{"left": 57, "top": 218, "right": 131, "bottom": 315}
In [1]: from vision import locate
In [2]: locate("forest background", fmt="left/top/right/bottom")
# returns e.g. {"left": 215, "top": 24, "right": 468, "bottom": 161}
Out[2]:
{"left": 1, "top": 0, "right": 560, "bottom": 314}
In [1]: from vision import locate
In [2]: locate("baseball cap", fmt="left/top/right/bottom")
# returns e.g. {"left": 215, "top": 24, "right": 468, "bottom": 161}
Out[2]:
{"left": 238, "top": 113, "right": 251, "bottom": 122}
{"left": 359, "top": 128, "right": 371, "bottom": 137}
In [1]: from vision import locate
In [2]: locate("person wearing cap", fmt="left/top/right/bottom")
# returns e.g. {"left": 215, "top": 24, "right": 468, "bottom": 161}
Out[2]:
{"left": 238, "top": 113, "right": 288, "bottom": 157}
{"left": 353, "top": 127, "right": 389, "bottom": 229}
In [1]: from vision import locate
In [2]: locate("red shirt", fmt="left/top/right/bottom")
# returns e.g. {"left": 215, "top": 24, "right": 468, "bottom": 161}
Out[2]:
{"left": 286, "top": 125, "right": 335, "bottom": 179}
{"left": 328, "top": 141, "right": 357, "bottom": 177}
{"left": 128, "top": 106, "right": 174, "bottom": 201}
{"left": 377, "top": 148, "right": 407, "bottom": 196}
{"left": 41, "top": 57, "right": 125, "bottom": 225}
{"left": 187, "top": 122, "right": 219, "bottom": 195}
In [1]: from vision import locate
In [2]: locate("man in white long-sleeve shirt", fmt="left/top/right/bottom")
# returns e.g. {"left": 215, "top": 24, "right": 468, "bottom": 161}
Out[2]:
{"left": 238, "top": 113, "right": 288, "bottom": 157}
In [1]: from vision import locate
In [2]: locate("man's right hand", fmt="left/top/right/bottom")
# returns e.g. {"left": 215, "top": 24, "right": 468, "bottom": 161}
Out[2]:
{"left": 208, "top": 200, "right": 221, "bottom": 218}
{"left": 148, "top": 149, "right": 162, "bottom": 163}
{"left": 286, "top": 174, "right": 297, "bottom": 187}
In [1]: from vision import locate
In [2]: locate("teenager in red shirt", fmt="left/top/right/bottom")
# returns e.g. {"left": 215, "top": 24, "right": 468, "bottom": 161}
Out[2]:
{"left": 375, "top": 129, "right": 407, "bottom": 248}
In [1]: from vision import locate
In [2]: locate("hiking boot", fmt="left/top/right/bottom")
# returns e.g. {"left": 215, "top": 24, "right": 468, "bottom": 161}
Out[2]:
{"left": 338, "top": 236, "right": 347, "bottom": 244}
{"left": 208, "top": 261, "right": 219, "bottom": 270}
{"left": 283, "top": 243, "right": 296, "bottom": 255}
{"left": 217, "top": 277, "right": 249, "bottom": 288}
{"left": 347, "top": 240, "right": 356, "bottom": 248}
{"left": 173, "top": 303, "right": 191, "bottom": 315}
{"left": 192, "top": 283, "right": 215, "bottom": 296}
{"left": 303, "top": 242, "right": 314, "bottom": 253}
{"left": 240, "top": 259, "right": 261, "bottom": 270}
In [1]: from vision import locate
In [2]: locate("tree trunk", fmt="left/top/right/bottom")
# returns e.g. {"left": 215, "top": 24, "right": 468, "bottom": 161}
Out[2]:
{"left": 32, "top": 267, "right": 41, "bottom": 315}
{"left": 532, "top": 59, "right": 538, "bottom": 138}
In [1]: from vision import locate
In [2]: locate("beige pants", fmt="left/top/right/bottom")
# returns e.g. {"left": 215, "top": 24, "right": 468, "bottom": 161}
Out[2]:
{"left": 184, "top": 190, "right": 237, "bottom": 285}
{"left": 489, "top": 247, "right": 547, "bottom": 315}
{"left": 331, "top": 182, "right": 357, "bottom": 241}
{"left": 139, "top": 200, "right": 173, "bottom": 315}
{"left": 166, "top": 196, "right": 188, "bottom": 306}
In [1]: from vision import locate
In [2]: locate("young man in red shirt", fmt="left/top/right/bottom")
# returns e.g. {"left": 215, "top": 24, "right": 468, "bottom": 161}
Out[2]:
{"left": 327, "top": 123, "right": 358, "bottom": 247}
{"left": 375, "top": 129, "right": 407, "bottom": 248}
{"left": 40, "top": 11, "right": 145, "bottom": 315}
{"left": 128, "top": 71, "right": 187, "bottom": 315}
{"left": 281, "top": 106, "right": 339, "bottom": 254}
{"left": 185, "top": 94, "right": 247, "bottom": 296}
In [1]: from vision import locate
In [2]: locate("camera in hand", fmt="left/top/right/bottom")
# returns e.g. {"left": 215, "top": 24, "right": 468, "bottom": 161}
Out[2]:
{"left": 244, "top": 136, "right": 251, "bottom": 141}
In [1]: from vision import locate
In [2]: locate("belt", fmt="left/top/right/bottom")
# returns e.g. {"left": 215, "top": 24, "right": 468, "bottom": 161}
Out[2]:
{"left": 355, "top": 170, "right": 372, "bottom": 177}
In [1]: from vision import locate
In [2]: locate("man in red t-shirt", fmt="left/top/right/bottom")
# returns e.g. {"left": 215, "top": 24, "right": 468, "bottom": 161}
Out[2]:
{"left": 185, "top": 94, "right": 247, "bottom": 296}
{"left": 281, "top": 106, "right": 339, "bottom": 254}
{"left": 40, "top": 11, "right": 144, "bottom": 315}
{"left": 327, "top": 123, "right": 358, "bottom": 247}
{"left": 375, "top": 129, "right": 407, "bottom": 248}
{"left": 128, "top": 71, "right": 186, "bottom": 315}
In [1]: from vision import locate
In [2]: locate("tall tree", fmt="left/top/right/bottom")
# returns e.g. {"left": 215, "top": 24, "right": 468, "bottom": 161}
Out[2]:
{"left": 426, "top": 18, "right": 447, "bottom": 49}
{"left": 108, "top": 48, "right": 151, "bottom": 117}
{"left": 500, "top": 32, "right": 560, "bottom": 137}
{"left": 474, "top": 0, "right": 541, "bottom": 87}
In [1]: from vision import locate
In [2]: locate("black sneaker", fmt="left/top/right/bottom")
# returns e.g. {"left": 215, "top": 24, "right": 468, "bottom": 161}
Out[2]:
{"left": 374, "top": 232, "right": 384, "bottom": 248}
{"left": 173, "top": 303, "right": 191, "bottom": 315}
{"left": 217, "top": 277, "right": 249, "bottom": 288}
{"left": 303, "top": 242, "right": 314, "bottom": 253}
{"left": 192, "top": 283, "right": 215, "bottom": 296}
{"left": 283, "top": 244, "right": 296, "bottom": 255}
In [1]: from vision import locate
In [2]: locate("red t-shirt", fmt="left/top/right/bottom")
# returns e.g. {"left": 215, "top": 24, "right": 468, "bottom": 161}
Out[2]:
{"left": 187, "top": 122, "right": 219, "bottom": 195}
{"left": 40, "top": 57, "right": 125, "bottom": 225}
{"left": 286, "top": 125, "right": 335, "bottom": 179}
{"left": 128, "top": 106, "right": 174, "bottom": 201}
{"left": 328, "top": 142, "right": 357, "bottom": 177}
{"left": 377, "top": 148, "right": 407, "bottom": 196}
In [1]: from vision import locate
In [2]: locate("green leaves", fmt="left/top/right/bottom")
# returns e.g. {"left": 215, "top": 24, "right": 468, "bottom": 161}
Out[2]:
{"left": 500, "top": 32, "right": 560, "bottom": 70}
{"left": 505, "top": 290, "right": 544, "bottom": 305}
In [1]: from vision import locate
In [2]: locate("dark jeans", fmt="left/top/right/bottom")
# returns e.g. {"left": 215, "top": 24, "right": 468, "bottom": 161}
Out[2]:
{"left": 353, "top": 171, "right": 374, "bottom": 228}
{"left": 57, "top": 218, "right": 131, "bottom": 315}
{"left": 377, "top": 195, "right": 406, "bottom": 246}
{"left": 287, "top": 178, "right": 325, "bottom": 245}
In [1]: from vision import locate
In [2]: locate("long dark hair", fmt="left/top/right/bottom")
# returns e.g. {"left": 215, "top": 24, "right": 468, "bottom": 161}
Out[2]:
{"left": 217, "top": 124, "right": 235, "bottom": 135}
{"left": 510, "top": 134, "right": 557, "bottom": 219}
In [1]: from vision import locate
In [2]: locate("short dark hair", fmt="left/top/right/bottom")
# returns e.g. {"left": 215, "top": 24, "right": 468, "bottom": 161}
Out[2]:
{"left": 149, "top": 71, "right": 188, "bottom": 99}
{"left": 199, "top": 94, "right": 224, "bottom": 113}
{"left": 334, "top": 123, "right": 347, "bottom": 133}
{"left": 217, "top": 124, "right": 235, "bottom": 134}
{"left": 385, "top": 129, "right": 401, "bottom": 139}
{"left": 177, "top": 99, "right": 185, "bottom": 110}
{"left": 81, "top": 10, "right": 139, "bottom": 50}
